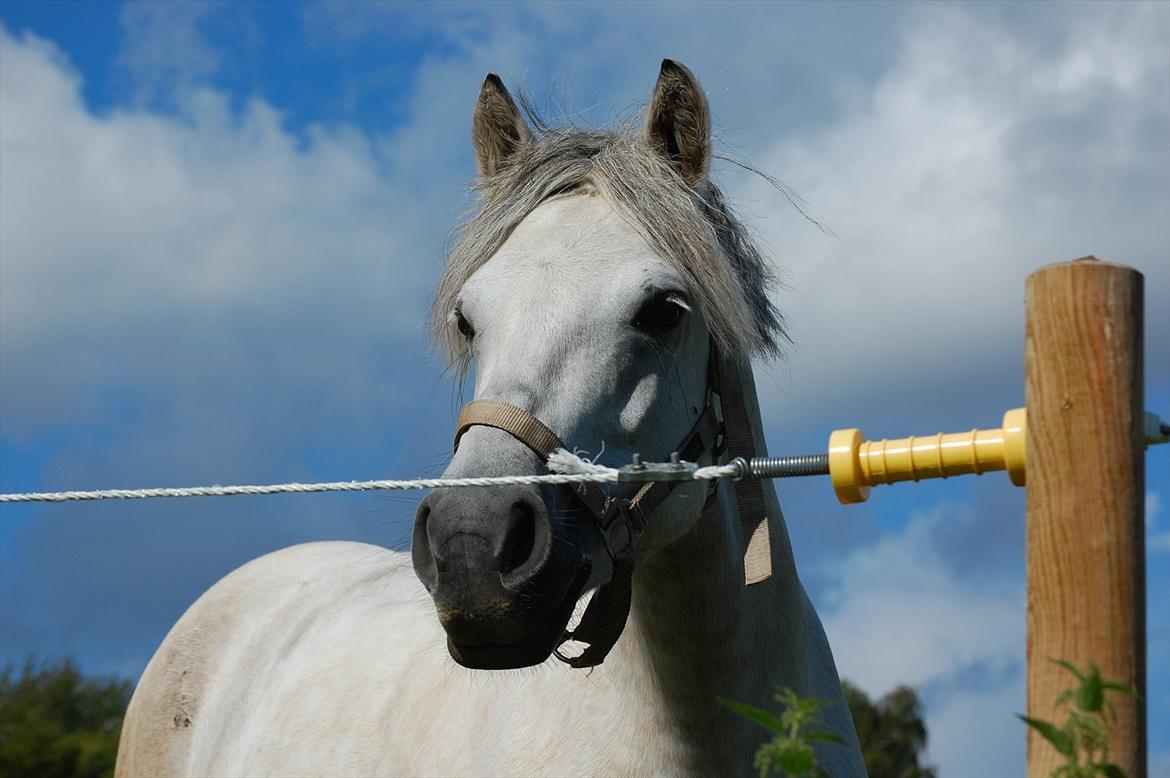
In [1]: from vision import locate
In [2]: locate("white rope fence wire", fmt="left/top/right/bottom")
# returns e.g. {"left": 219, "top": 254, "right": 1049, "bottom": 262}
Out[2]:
{"left": 0, "top": 450, "right": 741, "bottom": 504}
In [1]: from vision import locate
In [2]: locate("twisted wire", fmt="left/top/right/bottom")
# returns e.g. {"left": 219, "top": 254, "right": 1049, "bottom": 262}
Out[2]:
{"left": 0, "top": 456, "right": 745, "bottom": 504}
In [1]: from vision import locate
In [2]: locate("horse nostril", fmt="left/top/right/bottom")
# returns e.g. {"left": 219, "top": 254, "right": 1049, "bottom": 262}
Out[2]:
{"left": 498, "top": 499, "right": 537, "bottom": 576}
{"left": 411, "top": 500, "right": 438, "bottom": 592}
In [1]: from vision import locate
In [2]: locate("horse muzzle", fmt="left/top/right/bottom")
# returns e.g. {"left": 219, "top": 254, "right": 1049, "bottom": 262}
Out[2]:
{"left": 412, "top": 483, "right": 593, "bottom": 670}
{"left": 416, "top": 394, "right": 724, "bottom": 670}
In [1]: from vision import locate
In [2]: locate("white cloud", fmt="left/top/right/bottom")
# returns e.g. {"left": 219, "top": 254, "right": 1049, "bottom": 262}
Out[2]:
{"left": 1149, "top": 491, "right": 1170, "bottom": 554}
{"left": 0, "top": 13, "right": 595, "bottom": 450}
{"left": 740, "top": 2, "right": 1169, "bottom": 428}
{"left": 115, "top": 1, "right": 221, "bottom": 105}
{"left": 821, "top": 504, "right": 1024, "bottom": 693}
{"left": 924, "top": 676, "right": 1026, "bottom": 777}
{"left": 818, "top": 502, "right": 1025, "bottom": 775}
{"left": 0, "top": 26, "right": 441, "bottom": 445}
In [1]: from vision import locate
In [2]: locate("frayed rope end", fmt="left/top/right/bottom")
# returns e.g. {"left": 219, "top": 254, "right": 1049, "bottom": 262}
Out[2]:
{"left": 547, "top": 448, "right": 615, "bottom": 476}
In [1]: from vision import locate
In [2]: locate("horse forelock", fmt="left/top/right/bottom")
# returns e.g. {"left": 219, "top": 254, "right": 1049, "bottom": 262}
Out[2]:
{"left": 431, "top": 120, "right": 787, "bottom": 374}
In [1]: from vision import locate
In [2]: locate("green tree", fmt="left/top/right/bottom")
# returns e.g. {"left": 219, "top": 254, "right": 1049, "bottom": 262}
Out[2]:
{"left": 843, "top": 680, "right": 937, "bottom": 778}
{"left": 0, "top": 656, "right": 132, "bottom": 778}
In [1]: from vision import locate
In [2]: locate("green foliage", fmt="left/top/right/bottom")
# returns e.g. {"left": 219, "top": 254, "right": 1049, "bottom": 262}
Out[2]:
{"left": 1017, "top": 659, "right": 1138, "bottom": 778}
{"left": 722, "top": 680, "right": 937, "bottom": 778}
{"left": 0, "top": 656, "right": 132, "bottom": 778}
{"left": 721, "top": 688, "right": 845, "bottom": 778}
{"left": 842, "top": 680, "right": 937, "bottom": 778}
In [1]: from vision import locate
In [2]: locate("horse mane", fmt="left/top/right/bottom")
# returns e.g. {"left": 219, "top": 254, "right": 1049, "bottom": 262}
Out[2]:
{"left": 431, "top": 115, "right": 787, "bottom": 371}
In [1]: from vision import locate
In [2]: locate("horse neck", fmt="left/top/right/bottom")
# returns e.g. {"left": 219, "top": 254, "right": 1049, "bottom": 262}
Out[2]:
{"left": 615, "top": 364, "right": 813, "bottom": 752}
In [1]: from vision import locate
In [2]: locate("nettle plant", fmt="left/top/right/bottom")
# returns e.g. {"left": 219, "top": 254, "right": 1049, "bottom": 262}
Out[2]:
{"left": 721, "top": 688, "right": 846, "bottom": 778}
{"left": 1018, "top": 660, "right": 1139, "bottom": 778}
{"left": 724, "top": 658, "right": 1138, "bottom": 778}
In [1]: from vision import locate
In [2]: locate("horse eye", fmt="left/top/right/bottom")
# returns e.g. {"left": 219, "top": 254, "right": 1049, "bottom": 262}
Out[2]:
{"left": 453, "top": 309, "right": 475, "bottom": 340}
{"left": 631, "top": 293, "right": 688, "bottom": 337}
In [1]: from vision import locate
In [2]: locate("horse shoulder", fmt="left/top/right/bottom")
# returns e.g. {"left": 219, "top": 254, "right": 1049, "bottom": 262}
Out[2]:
{"left": 115, "top": 540, "right": 413, "bottom": 777}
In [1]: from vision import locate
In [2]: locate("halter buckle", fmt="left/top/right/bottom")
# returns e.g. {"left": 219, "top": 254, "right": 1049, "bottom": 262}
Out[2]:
{"left": 596, "top": 496, "right": 645, "bottom": 562}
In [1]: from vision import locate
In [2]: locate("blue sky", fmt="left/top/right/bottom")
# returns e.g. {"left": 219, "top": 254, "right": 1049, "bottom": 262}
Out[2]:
{"left": 0, "top": 2, "right": 1167, "bottom": 775}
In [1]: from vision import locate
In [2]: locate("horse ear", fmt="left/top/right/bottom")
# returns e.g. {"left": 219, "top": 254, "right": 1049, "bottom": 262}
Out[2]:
{"left": 472, "top": 73, "right": 532, "bottom": 177}
{"left": 644, "top": 59, "right": 711, "bottom": 187}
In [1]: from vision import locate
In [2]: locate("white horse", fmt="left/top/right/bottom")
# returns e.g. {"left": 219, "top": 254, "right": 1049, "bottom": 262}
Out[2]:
{"left": 117, "top": 60, "right": 865, "bottom": 777}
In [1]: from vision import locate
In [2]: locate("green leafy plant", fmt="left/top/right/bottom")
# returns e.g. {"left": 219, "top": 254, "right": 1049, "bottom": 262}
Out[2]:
{"left": 1017, "top": 659, "right": 1138, "bottom": 778}
{"left": 720, "top": 688, "right": 846, "bottom": 778}
{"left": 0, "top": 656, "right": 132, "bottom": 778}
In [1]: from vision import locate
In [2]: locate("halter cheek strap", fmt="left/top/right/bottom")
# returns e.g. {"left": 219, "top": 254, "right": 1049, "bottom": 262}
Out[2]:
{"left": 715, "top": 353, "right": 774, "bottom": 585}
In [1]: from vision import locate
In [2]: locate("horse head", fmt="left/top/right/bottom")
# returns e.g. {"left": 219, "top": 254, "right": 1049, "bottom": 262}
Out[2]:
{"left": 412, "top": 60, "right": 783, "bottom": 670}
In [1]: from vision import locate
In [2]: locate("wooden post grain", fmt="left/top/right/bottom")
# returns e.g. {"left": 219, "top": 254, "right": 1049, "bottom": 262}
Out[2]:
{"left": 1025, "top": 257, "right": 1145, "bottom": 776}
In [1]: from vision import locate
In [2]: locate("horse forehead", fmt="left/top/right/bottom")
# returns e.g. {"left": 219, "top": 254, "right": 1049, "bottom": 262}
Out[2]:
{"left": 468, "top": 194, "right": 666, "bottom": 310}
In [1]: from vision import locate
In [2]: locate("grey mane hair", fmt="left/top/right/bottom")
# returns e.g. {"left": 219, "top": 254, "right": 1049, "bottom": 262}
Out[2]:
{"left": 431, "top": 120, "right": 786, "bottom": 373}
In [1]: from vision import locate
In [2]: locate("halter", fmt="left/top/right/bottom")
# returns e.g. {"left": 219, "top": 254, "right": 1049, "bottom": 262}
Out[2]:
{"left": 451, "top": 341, "right": 771, "bottom": 668}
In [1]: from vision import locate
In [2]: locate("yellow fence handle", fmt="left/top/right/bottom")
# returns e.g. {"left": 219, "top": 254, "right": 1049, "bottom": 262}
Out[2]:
{"left": 826, "top": 408, "right": 1167, "bottom": 504}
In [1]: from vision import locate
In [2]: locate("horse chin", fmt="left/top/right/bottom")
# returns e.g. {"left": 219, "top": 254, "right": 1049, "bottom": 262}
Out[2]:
{"left": 445, "top": 564, "right": 591, "bottom": 670}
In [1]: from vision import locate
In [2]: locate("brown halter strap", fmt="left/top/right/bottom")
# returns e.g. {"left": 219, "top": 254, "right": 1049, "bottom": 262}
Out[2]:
{"left": 712, "top": 353, "right": 774, "bottom": 584}
{"left": 450, "top": 341, "right": 769, "bottom": 668}
{"left": 454, "top": 400, "right": 564, "bottom": 459}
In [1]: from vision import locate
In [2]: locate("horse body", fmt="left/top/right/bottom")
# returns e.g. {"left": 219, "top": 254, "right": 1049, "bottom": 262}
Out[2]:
{"left": 117, "top": 60, "right": 865, "bottom": 776}
{"left": 117, "top": 484, "right": 854, "bottom": 776}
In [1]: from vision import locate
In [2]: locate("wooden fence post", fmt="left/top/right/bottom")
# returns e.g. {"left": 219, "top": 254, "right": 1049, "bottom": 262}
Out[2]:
{"left": 1025, "top": 257, "right": 1145, "bottom": 776}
